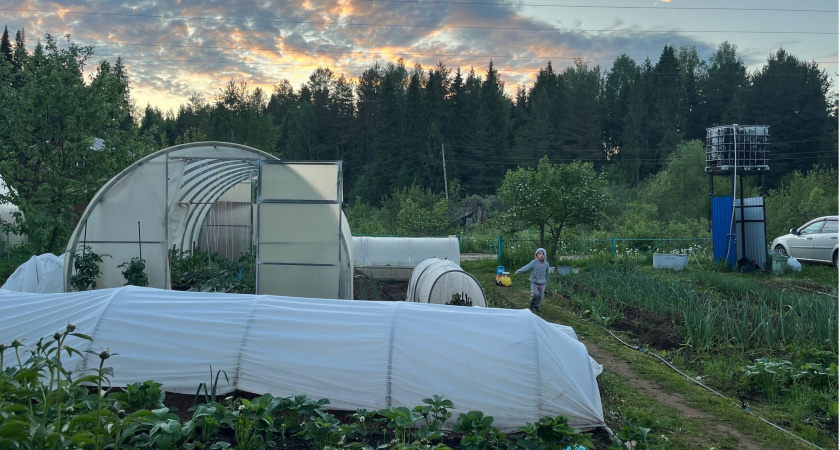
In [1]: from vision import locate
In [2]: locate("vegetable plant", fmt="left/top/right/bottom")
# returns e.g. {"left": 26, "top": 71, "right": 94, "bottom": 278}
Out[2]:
{"left": 70, "top": 245, "right": 110, "bottom": 291}
{"left": 118, "top": 256, "right": 149, "bottom": 286}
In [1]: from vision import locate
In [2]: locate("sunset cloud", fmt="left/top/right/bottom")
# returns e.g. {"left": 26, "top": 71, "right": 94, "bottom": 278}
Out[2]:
{"left": 2, "top": 0, "right": 835, "bottom": 111}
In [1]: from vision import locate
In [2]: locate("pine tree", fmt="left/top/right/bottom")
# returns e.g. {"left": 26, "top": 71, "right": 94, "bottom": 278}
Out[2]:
{"left": 0, "top": 26, "right": 12, "bottom": 64}
{"left": 736, "top": 49, "right": 835, "bottom": 187}
{"left": 602, "top": 54, "right": 639, "bottom": 161}
{"left": 697, "top": 41, "right": 747, "bottom": 128}
{"left": 559, "top": 58, "right": 603, "bottom": 165}
{"left": 652, "top": 45, "right": 685, "bottom": 170}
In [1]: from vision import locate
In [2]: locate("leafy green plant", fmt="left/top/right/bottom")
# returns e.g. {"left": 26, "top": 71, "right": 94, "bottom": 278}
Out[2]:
{"left": 297, "top": 409, "right": 341, "bottom": 449}
{"left": 118, "top": 256, "right": 149, "bottom": 286}
{"left": 110, "top": 380, "right": 166, "bottom": 411}
{"left": 229, "top": 393, "right": 279, "bottom": 449}
{"left": 349, "top": 408, "right": 377, "bottom": 437}
{"left": 741, "top": 358, "right": 794, "bottom": 400}
{"left": 377, "top": 406, "right": 423, "bottom": 444}
{"left": 135, "top": 407, "right": 186, "bottom": 449}
{"left": 614, "top": 422, "right": 651, "bottom": 450}
{"left": 517, "top": 415, "right": 593, "bottom": 449}
{"left": 451, "top": 410, "right": 506, "bottom": 450}
{"left": 70, "top": 245, "right": 111, "bottom": 291}
{"left": 414, "top": 395, "right": 454, "bottom": 431}
{"left": 170, "top": 248, "right": 255, "bottom": 293}
{"left": 275, "top": 394, "right": 331, "bottom": 435}
{"left": 186, "top": 403, "right": 229, "bottom": 444}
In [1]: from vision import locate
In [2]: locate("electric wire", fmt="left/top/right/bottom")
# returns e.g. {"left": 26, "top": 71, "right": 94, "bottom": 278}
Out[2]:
{"left": 2, "top": 8, "right": 835, "bottom": 35}
{"left": 361, "top": 0, "right": 838, "bottom": 13}
{"left": 74, "top": 40, "right": 840, "bottom": 66}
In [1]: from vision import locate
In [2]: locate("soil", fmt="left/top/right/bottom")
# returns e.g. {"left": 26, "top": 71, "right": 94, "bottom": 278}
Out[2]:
{"left": 550, "top": 286, "right": 764, "bottom": 449}
{"left": 581, "top": 339, "right": 763, "bottom": 450}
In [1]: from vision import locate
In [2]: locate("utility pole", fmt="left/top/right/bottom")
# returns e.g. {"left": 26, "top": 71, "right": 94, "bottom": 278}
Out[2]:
{"left": 441, "top": 143, "right": 449, "bottom": 200}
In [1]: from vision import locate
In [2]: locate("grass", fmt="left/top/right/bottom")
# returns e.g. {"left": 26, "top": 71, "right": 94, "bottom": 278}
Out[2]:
{"left": 461, "top": 257, "right": 838, "bottom": 449}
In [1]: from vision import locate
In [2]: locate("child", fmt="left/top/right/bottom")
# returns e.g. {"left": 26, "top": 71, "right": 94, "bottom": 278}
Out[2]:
{"left": 515, "top": 247, "right": 550, "bottom": 312}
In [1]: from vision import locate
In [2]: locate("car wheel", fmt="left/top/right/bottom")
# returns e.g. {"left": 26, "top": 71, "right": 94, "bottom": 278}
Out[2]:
{"left": 834, "top": 251, "right": 838, "bottom": 269}
{"left": 774, "top": 245, "right": 789, "bottom": 257}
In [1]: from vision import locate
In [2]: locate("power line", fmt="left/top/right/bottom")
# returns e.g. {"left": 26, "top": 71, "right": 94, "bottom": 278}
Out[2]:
{"left": 89, "top": 55, "right": 838, "bottom": 80}
{"left": 362, "top": 0, "right": 838, "bottom": 14}
{"left": 82, "top": 42, "right": 838, "bottom": 68}
{"left": 2, "top": 8, "right": 836, "bottom": 35}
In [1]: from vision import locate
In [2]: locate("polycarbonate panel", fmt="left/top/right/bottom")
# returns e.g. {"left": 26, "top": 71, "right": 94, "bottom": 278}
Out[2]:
{"left": 255, "top": 161, "right": 344, "bottom": 298}
{"left": 260, "top": 163, "right": 339, "bottom": 201}
{"left": 258, "top": 265, "right": 339, "bottom": 298}
{"left": 734, "top": 197, "right": 767, "bottom": 269}
{"left": 712, "top": 196, "right": 735, "bottom": 265}
{"left": 198, "top": 202, "right": 253, "bottom": 260}
{"left": 258, "top": 203, "right": 339, "bottom": 265}
{"left": 85, "top": 158, "right": 170, "bottom": 242}
{"left": 64, "top": 142, "right": 277, "bottom": 291}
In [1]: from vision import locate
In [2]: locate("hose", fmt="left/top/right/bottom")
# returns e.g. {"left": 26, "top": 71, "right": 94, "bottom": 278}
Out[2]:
{"left": 548, "top": 291, "right": 825, "bottom": 450}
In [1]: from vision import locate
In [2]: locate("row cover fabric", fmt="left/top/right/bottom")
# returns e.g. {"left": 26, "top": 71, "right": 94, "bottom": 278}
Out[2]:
{"left": 0, "top": 286, "right": 605, "bottom": 431}
{"left": 1, "top": 253, "right": 63, "bottom": 293}
{"left": 352, "top": 236, "right": 461, "bottom": 280}
{"left": 407, "top": 258, "right": 487, "bottom": 307}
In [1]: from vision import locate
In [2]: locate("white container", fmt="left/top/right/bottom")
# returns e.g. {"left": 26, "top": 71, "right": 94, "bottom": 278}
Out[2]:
{"left": 555, "top": 266, "right": 572, "bottom": 275}
{"left": 353, "top": 236, "right": 461, "bottom": 280}
{"left": 653, "top": 253, "right": 688, "bottom": 271}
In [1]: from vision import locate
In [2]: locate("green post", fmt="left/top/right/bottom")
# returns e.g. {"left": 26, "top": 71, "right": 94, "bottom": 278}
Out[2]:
{"left": 497, "top": 235, "right": 503, "bottom": 262}
{"left": 611, "top": 236, "right": 615, "bottom": 256}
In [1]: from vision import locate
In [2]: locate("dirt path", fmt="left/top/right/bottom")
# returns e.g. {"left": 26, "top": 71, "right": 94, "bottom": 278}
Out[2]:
{"left": 581, "top": 341, "right": 763, "bottom": 450}
{"left": 496, "top": 283, "right": 768, "bottom": 449}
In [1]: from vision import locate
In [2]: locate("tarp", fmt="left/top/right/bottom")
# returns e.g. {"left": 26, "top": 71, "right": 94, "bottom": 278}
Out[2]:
{"left": 1, "top": 253, "right": 64, "bottom": 293}
{"left": 0, "top": 286, "right": 605, "bottom": 431}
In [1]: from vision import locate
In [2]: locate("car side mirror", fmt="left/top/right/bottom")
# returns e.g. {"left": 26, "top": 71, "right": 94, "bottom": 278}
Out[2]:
{"left": 789, "top": 228, "right": 799, "bottom": 235}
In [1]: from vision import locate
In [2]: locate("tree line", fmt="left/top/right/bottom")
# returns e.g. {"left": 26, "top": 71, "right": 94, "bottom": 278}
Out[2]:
{"left": 0, "top": 26, "right": 837, "bottom": 255}
{"left": 135, "top": 41, "right": 837, "bottom": 200}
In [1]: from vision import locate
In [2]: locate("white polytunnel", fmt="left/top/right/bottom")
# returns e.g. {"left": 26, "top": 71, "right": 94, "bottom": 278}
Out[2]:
{"left": 352, "top": 236, "right": 460, "bottom": 280}
{"left": 0, "top": 286, "right": 606, "bottom": 432}
{"left": 62, "top": 142, "right": 353, "bottom": 299}
{"left": 407, "top": 257, "right": 487, "bottom": 307}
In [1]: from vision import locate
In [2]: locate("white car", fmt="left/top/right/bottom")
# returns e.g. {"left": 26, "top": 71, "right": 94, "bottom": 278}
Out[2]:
{"left": 771, "top": 216, "right": 838, "bottom": 268}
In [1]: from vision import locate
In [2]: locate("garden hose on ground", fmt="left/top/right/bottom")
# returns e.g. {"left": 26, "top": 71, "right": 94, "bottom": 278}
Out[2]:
{"left": 548, "top": 291, "right": 825, "bottom": 450}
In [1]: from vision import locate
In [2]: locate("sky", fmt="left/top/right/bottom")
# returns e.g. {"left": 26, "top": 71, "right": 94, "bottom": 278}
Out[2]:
{"left": 2, "top": 0, "right": 837, "bottom": 113}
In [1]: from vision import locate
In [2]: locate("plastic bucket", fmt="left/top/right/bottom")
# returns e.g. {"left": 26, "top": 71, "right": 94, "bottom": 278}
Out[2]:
{"left": 770, "top": 254, "right": 787, "bottom": 274}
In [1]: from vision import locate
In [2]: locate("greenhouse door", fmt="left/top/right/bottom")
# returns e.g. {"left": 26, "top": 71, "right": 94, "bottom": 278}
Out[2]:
{"left": 255, "top": 161, "right": 342, "bottom": 298}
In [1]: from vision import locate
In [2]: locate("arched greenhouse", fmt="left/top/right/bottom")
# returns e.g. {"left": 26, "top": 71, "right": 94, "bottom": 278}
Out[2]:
{"left": 63, "top": 142, "right": 353, "bottom": 299}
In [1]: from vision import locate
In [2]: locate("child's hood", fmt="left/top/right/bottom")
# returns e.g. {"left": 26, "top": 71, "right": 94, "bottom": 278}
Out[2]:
{"left": 535, "top": 247, "right": 546, "bottom": 259}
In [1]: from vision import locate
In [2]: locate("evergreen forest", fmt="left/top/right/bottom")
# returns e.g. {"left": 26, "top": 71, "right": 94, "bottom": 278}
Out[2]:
{"left": 0, "top": 26, "right": 837, "bottom": 256}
